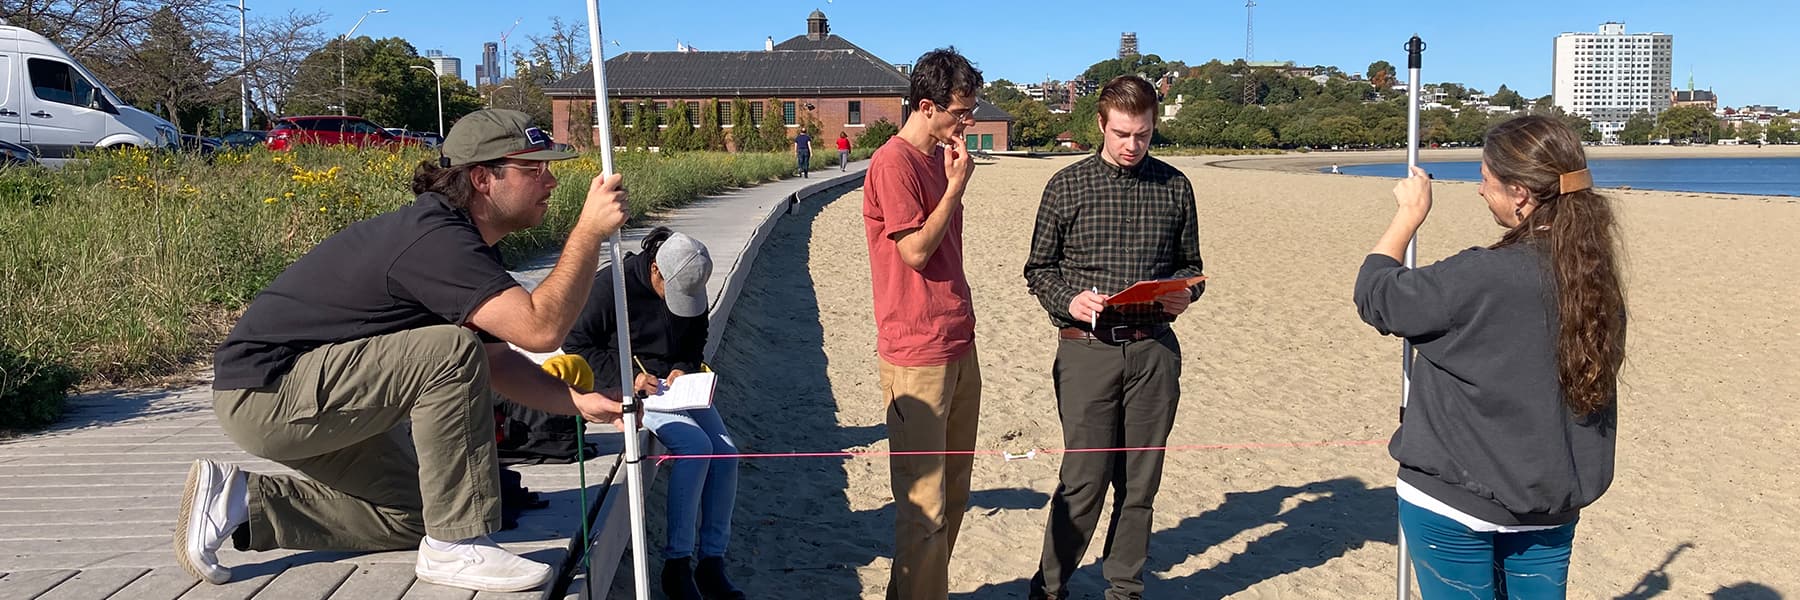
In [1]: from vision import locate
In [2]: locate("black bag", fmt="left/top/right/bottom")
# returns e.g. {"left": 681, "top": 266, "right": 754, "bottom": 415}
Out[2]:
{"left": 496, "top": 399, "right": 597, "bottom": 465}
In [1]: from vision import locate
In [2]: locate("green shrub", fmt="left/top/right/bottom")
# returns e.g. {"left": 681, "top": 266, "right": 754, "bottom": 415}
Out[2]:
{"left": 0, "top": 344, "right": 79, "bottom": 430}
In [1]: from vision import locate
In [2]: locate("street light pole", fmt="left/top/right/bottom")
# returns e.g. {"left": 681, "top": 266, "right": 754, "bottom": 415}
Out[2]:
{"left": 232, "top": 0, "right": 250, "bottom": 130}
{"left": 339, "top": 8, "right": 388, "bottom": 116}
{"left": 410, "top": 65, "right": 443, "bottom": 135}
{"left": 492, "top": 84, "right": 515, "bottom": 108}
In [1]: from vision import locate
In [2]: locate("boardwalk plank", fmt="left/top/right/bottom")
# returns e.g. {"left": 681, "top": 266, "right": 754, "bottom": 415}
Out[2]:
{"left": 323, "top": 564, "right": 414, "bottom": 600}
{"left": 35, "top": 567, "right": 148, "bottom": 599}
{"left": 398, "top": 581, "right": 475, "bottom": 600}
{"left": 0, "top": 569, "right": 77, "bottom": 598}
{"left": 248, "top": 563, "right": 355, "bottom": 600}
{"left": 110, "top": 567, "right": 202, "bottom": 600}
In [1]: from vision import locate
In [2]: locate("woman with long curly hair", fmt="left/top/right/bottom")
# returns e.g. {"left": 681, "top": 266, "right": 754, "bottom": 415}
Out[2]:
{"left": 1355, "top": 115, "right": 1626, "bottom": 599}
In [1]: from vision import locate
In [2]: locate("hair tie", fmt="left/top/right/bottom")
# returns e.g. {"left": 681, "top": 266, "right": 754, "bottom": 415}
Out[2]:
{"left": 1559, "top": 168, "right": 1592, "bottom": 194}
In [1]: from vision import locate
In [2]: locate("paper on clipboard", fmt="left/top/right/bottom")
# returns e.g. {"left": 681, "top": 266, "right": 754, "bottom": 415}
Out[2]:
{"left": 1104, "top": 275, "right": 1208, "bottom": 306}
{"left": 643, "top": 372, "right": 718, "bottom": 413}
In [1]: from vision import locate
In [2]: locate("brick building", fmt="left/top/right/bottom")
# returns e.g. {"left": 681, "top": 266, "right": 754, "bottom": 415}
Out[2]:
{"left": 963, "top": 100, "right": 1012, "bottom": 152}
{"left": 546, "top": 11, "right": 920, "bottom": 151}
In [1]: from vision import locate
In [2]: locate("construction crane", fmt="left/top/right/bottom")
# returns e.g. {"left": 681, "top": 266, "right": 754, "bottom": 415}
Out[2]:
{"left": 1243, "top": 0, "right": 1257, "bottom": 105}
{"left": 498, "top": 18, "right": 521, "bottom": 82}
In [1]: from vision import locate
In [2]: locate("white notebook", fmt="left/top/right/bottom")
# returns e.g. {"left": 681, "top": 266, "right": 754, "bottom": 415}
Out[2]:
{"left": 642, "top": 372, "right": 718, "bottom": 413}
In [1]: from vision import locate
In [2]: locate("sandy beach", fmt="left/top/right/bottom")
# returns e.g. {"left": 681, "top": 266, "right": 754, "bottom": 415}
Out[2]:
{"left": 688, "top": 147, "right": 1799, "bottom": 598}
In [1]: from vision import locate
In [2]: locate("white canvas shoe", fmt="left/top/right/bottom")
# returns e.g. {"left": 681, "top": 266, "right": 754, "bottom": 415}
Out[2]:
{"left": 415, "top": 535, "right": 554, "bottom": 592}
{"left": 173, "top": 459, "right": 244, "bottom": 584}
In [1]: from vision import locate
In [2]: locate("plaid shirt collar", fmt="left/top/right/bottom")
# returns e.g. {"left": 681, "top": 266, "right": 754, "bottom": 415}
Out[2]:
{"left": 1092, "top": 152, "right": 1146, "bottom": 180}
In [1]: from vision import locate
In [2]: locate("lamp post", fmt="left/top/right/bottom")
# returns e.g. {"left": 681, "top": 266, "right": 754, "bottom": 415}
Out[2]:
{"left": 491, "top": 84, "right": 515, "bottom": 108}
{"left": 409, "top": 65, "right": 443, "bottom": 136}
{"left": 338, "top": 8, "right": 388, "bottom": 116}
{"left": 228, "top": 0, "right": 250, "bottom": 130}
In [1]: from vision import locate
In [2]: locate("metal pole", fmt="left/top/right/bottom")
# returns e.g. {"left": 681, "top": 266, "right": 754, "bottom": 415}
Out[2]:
{"left": 584, "top": 2, "right": 646, "bottom": 599}
{"left": 339, "top": 9, "right": 386, "bottom": 117}
{"left": 409, "top": 65, "right": 443, "bottom": 136}
{"left": 1397, "top": 33, "right": 1425, "bottom": 600}
{"left": 238, "top": 0, "right": 249, "bottom": 130}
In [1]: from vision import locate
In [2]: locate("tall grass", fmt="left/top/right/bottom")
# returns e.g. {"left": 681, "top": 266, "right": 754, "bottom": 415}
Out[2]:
{"left": 0, "top": 145, "right": 851, "bottom": 427}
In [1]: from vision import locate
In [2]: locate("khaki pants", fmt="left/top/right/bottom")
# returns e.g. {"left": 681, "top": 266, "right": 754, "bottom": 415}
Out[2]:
{"left": 880, "top": 348, "right": 981, "bottom": 600}
{"left": 213, "top": 325, "right": 500, "bottom": 551}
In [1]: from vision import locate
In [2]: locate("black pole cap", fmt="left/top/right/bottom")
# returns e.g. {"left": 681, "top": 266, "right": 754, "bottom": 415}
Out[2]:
{"left": 1406, "top": 36, "right": 1426, "bottom": 69}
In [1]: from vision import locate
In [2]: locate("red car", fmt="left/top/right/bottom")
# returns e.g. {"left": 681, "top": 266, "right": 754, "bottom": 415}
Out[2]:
{"left": 266, "top": 116, "right": 421, "bottom": 151}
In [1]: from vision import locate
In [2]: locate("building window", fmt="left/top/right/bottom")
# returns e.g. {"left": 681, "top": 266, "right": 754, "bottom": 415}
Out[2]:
{"left": 980, "top": 134, "right": 994, "bottom": 150}
{"left": 622, "top": 102, "right": 637, "bottom": 125}
{"left": 718, "top": 100, "right": 732, "bottom": 127}
{"left": 848, "top": 100, "right": 862, "bottom": 125}
{"left": 965, "top": 134, "right": 978, "bottom": 151}
{"left": 655, "top": 101, "right": 669, "bottom": 122}
{"left": 687, "top": 101, "right": 701, "bottom": 127}
{"left": 750, "top": 102, "right": 764, "bottom": 126}
{"left": 783, "top": 101, "right": 797, "bottom": 126}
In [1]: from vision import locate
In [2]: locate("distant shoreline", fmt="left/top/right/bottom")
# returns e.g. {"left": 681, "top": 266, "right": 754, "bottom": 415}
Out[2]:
{"left": 1204, "top": 144, "right": 1800, "bottom": 174}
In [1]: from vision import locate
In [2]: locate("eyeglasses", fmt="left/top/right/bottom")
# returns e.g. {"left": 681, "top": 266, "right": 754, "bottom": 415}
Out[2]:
{"left": 942, "top": 107, "right": 976, "bottom": 123}
{"left": 488, "top": 162, "right": 553, "bottom": 179}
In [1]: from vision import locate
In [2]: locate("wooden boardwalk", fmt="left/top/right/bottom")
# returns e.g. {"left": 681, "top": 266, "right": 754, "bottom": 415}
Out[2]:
{"left": 0, "top": 165, "right": 867, "bottom": 600}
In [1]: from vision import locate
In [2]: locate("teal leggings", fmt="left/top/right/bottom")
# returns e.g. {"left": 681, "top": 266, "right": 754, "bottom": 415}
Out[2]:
{"left": 1399, "top": 499, "right": 1578, "bottom": 599}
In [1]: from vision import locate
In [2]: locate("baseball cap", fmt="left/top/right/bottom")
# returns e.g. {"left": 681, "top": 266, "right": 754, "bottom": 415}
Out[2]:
{"left": 441, "top": 109, "right": 577, "bottom": 166}
{"left": 654, "top": 233, "right": 713, "bottom": 318}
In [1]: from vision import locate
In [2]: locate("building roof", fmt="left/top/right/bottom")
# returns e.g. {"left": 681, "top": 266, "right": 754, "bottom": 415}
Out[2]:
{"left": 1673, "top": 89, "right": 1717, "bottom": 103}
{"left": 546, "top": 35, "right": 909, "bottom": 98}
{"left": 973, "top": 99, "right": 1014, "bottom": 122}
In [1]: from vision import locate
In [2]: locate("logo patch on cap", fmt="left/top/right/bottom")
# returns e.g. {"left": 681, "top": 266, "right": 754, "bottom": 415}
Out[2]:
{"left": 524, "top": 127, "right": 552, "bottom": 149}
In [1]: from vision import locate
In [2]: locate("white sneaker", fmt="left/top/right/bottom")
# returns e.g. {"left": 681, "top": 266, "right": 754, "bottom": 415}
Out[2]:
{"left": 415, "top": 535, "right": 554, "bottom": 592}
{"left": 173, "top": 459, "right": 244, "bottom": 584}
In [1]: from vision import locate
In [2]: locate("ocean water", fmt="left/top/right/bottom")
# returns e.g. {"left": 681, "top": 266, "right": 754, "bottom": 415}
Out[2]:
{"left": 1330, "top": 157, "right": 1800, "bottom": 197}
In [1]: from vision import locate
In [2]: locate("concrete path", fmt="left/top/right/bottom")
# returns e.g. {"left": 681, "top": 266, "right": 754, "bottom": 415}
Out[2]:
{"left": 0, "top": 162, "right": 868, "bottom": 600}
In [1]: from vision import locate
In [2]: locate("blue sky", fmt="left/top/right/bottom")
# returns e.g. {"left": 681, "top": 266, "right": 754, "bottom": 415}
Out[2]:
{"left": 261, "top": 0, "right": 1794, "bottom": 108}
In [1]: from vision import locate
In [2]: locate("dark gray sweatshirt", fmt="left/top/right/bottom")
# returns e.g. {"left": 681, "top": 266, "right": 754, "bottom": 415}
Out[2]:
{"left": 1355, "top": 244, "right": 1617, "bottom": 526}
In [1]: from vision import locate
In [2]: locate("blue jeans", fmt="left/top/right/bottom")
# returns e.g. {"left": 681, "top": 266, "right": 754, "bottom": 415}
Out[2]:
{"left": 1399, "top": 499, "right": 1578, "bottom": 599}
{"left": 644, "top": 406, "right": 738, "bottom": 560}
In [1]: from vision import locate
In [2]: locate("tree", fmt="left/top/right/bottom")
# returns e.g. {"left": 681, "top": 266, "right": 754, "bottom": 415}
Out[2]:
{"left": 700, "top": 99, "right": 725, "bottom": 151}
{"left": 1618, "top": 112, "right": 1655, "bottom": 144}
{"left": 758, "top": 98, "right": 790, "bottom": 152}
{"left": 730, "top": 98, "right": 757, "bottom": 151}
{"left": 984, "top": 79, "right": 1027, "bottom": 106}
{"left": 1655, "top": 105, "right": 1717, "bottom": 143}
{"left": 1734, "top": 121, "right": 1764, "bottom": 143}
{"left": 118, "top": 8, "right": 217, "bottom": 132}
{"left": 629, "top": 99, "right": 660, "bottom": 150}
{"left": 1006, "top": 99, "right": 1064, "bottom": 148}
{"left": 854, "top": 118, "right": 897, "bottom": 149}
{"left": 1766, "top": 117, "right": 1796, "bottom": 144}
{"left": 1366, "top": 60, "right": 1396, "bottom": 91}
{"left": 660, "top": 101, "right": 699, "bottom": 152}
{"left": 1491, "top": 85, "right": 1526, "bottom": 110}
{"left": 1532, "top": 95, "right": 1555, "bottom": 111}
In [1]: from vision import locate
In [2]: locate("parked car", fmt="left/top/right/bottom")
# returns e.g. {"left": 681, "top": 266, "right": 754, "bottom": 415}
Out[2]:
{"left": 179, "top": 134, "right": 220, "bottom": 155}
{"left": 267, "top": 116, "right": 419, "bottom": 151}
{"left": 384, "top": 127, "right": 442, "bottom": 148}
{"left": 219, "top": 129, "right": 266, "bottom": 150}
{"left": 0, "top": 139, "right": 39, "bottom": 167}
{"left": 1, "top": 23, "right": 179, "bottom": 166}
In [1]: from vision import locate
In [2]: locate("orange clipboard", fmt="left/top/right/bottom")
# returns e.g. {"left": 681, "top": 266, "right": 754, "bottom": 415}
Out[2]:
{"left": 1105, "top": 275, "right": 1208, "bottom": 306}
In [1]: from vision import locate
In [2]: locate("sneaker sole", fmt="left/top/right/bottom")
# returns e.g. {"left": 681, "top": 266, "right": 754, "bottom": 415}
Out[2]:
{"left": 173, "top": 461, "right": 228, "bottom": 585}
{"left": 414, "top": 567, "right": 552, "bottom": 593}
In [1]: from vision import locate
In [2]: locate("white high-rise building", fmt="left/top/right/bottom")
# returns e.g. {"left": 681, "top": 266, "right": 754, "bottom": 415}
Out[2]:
{"left": 1553, "top": 22, "right": 1672, "bottom": 142}
{"left": 424, "top": 49, "right": 463, "bottom": 83}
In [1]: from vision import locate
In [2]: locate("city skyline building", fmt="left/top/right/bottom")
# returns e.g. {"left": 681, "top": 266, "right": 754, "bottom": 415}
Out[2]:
{"left": 1553, "top": 21, "right": 1673, "bottom": 143}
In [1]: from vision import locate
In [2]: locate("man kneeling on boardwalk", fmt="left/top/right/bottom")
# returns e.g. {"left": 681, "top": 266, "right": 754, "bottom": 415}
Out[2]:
{"left": 177, "top": 109, "right": 630, "bottom": 593}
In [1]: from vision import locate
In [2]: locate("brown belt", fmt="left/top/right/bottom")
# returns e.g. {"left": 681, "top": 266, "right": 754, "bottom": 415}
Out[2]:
{"left": 1059, "top": 324, "right": 1168, "bottom": 344}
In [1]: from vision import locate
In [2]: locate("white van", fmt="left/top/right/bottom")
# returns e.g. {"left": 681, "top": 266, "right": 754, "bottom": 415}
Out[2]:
{"left": 0, "top": 21, "right": 177, "bottom": 166}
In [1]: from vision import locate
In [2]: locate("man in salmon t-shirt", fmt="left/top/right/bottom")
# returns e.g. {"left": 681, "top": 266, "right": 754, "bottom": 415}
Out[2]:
{"left": 861, "top": 46, "right": 984, "bottom": 600}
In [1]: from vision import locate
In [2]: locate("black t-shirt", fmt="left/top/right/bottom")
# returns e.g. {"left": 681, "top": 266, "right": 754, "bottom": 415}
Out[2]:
{"left": 213, "top": 193, "right": 520, "bottom": 390}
